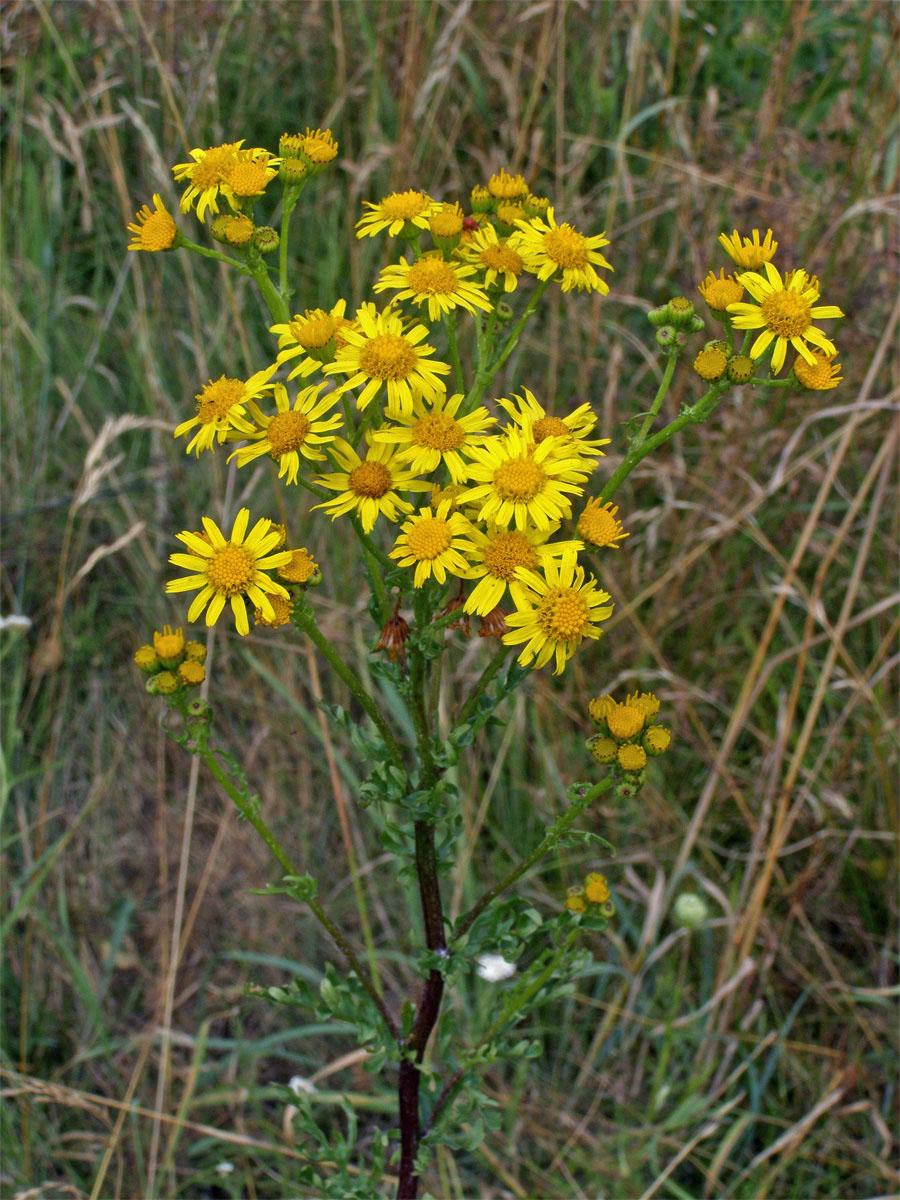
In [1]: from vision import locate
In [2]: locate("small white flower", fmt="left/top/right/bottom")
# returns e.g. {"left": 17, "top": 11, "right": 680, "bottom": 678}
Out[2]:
{"left": 476, "top": 953, "right": 516, "bottom": 982}
{"left": 215, "top": 1161, "right": 235, "bottom": 1176}
{"left": 0, "top": 614, "right": 31, "bottom": 633}
{"left": 288, "top": 1074, "right": 318, "bottom": 1096}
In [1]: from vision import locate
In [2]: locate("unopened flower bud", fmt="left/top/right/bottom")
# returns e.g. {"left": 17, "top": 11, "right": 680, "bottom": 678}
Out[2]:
{"left": 727, "top": 355, "right": 754, "bottom": 384}
{"left": 655, "top": 325, "right": 677, "bottom": 347}
{"left": 253, "top": 226, "right": 280, "bottom": 254}
{"left": 666, "top": 297, "right": 695, "bottom": 326}
{"left": 673, "top": 891, "right": 709, "bottom": 930}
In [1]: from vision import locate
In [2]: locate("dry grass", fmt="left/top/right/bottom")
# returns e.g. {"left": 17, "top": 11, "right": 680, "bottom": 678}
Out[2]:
{"left": 2, "top": 1, "right": 898, "bottom": 1196}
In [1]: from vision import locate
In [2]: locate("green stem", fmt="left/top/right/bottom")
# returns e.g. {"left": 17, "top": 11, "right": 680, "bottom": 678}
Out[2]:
{"left": 455, "top": 777, "right": 612, "bottom": 940}
{"left": 279, "top": 182, "right": 305, "bottom": 300}
{"left": 249, "top": 262, "right": 290, "bottom": 325}
{"left": 489, "top": 278, "right": 551, "bottom": 375}
{"left": 599, "top": 382, "right": 730, "bottom": 505}
{"left": 179, "top": 237, "right": 249, "bottom": 272}
{"left": 455, "top": 643, "right": 511, "bottom": 729}
{"left": 631, "top": 351, "right": 678, "bottom": 450}
{"left": 352, "top": 520, "right": 390, "bottom": 624}
{"left": 444, "top": 312, "right": 464, "bottom": 393}
{"left": 292, "top": 593, "right": 407, "bottom": 773}
{"left": 193, "top": 742, "right": 399, "bottom": 1040}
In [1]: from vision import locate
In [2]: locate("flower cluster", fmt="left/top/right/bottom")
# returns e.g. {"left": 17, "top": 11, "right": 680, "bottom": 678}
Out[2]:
{"left": 698, "top": 228, "right": 844, "bottom": 387}
{"left": 587, "top": 692, "right": 672, "bottom": 797}
{"left": 565, "top": 871, "right": 615, "bottom": 918}
{"left": 134, "top": 625, "right": 206, "bottom": 695}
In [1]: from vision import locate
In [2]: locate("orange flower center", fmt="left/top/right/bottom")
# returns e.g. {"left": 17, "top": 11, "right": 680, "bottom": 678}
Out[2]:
{"left": 760, "top": 289, "right": 812, "bottom": 337}
{"left": 206, "top": 544, "right": 256, "bottom": 596}
{"left": 405, "top": 517, "right": 454, "bottom": 561}
{"left": 543, "top": 224, "right": 588, "bottom": 269}
{"left": 279, "top": 549, "right": 318, "bottom": 583}
{"left": 481, "top": 244, "right": 523, "bottom": 274}
{"left": 196, "top": 377, "right": 245, "bottom": 426}
{"left": 348, "top": 461, "right": 393, "bottom": 498}
{"left": 535, "top": 587, "right": 590, "bottom": 640}
{"left": 412, "top": 412, "right": 465, "bottom": 451}
{"left": 266, "top": 410, "right": 311, "bottom": 456}
{"left": 429, "top": 205, "right": 464, "bottom": 238}
{"left": 138, "top": 210, "right": 176, "bottom": 251}
{"left": 406, "top": 258, "right": 460, "bottom": 295}
{"left": 532, "top": 416, "right": 570, "bottom": 442}
{"left": 228, "top": 160, "right": 270, "bottom": 197}
{"left": 379, "top": 190, "right": 429, "bottom": 221}
{"left": 481, "top": 531, "right": 538, "bottom": 580}
{"left": 189, "top": 146, "right": 237, "bottom": 188}
{"left": 607, "top": 704, "right": 644, "bottom": 740}
{"left": 359, "top": 334, "right": 418, "bottom": 380}
{"left": 492, "top": 456, "right": 545, "bottom": 502}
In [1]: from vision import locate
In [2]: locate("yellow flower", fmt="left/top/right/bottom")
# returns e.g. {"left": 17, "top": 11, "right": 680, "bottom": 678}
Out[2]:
{"left": 271, "top": 300, "right": 352, "bottom": 380}
{"left": 462, "top": 524, "right": 583, "bottom": 616}
{"left": 429, "top": 202, "right": 465, "bottom": 243}
{"left": 374, "top": 252, "right": 493, "bottom": 323}
{"left": 153, "top": 624, "right": 185, "bottom": 659}
{"left": 718, "top": 228, "right": 778, "bottom": 269}
{"left": 174, "top": 363, "right": 279, "bottom": 456}
{"left": 728, "top": 264, "right": 843, "bottom": 374}
{"left": 698, "top": 268, "right": 744, "bottom": 311}
{"left": 281, "top": 127, "right": 338, "bottom": 169}
{"left": 313, "top": 435, "right": 430, "bottom": 533}
{"left": 577, "top": 499, "right": 629, "bottom": 549}
{"left": 488, "top": 169, "right": 527, "bottom": 201}
{"left": 460, "top": 223, "right": 526, "bottom": 293}
{"left": 278, "top": 548, "right": 319, "bottom": 584}
{"left": 617, "top": 743, "right": 647, "bottom": 772}
{"left": 227, "top": 383, "right": 344, "bottom": 484}
{"left": 356, "top": 189, "right": 435, "bottom": 239}
{"left": 226, "top": 149, "right": 280, "bottom": 199}
{"left": 324, "top": 303, "right": 451, "bottom": 417}
{"left": 389, "top": 500, "right": 478, "bottom": 587}
{"left": 793, "top": 349, "right": 843, "bottom": 390}
{"left": 693, "top": 347, "right": 728, "bottom": 380}
{"left": 371, "top": 392, "right": 495, "bottom": 483}
{"left": 458, "top": 428, "right": 588, "bottom": 531}
{"left": 496, "top": 388, "right": 609, "bottom": 469}
{"left": 127, "top": 194, "right": 177, "bottom": 252}
{"left": 460, "top": 223, "right": 526, "bottom": 292}
{"left": 625, "top": 691, "right": 660, "bottom": 718}
{"left": 515, "top": 207, "right": 613, "bottom": 294}
{"left": 172, "top": 141, "right": 247, "bottom": 221}
{"left": 502, "top": 558, "right": 614, "bottom": 675}
{"left": 166, "top": 508, "right": 292, "bottom": 636}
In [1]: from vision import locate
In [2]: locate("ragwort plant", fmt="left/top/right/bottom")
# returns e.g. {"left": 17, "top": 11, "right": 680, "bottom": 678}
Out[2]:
{"left": 128, "top": 128, "right": 844, "bottom": 1199}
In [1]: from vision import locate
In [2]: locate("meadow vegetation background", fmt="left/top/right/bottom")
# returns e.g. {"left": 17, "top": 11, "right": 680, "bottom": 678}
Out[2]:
{"left": 1, "top": 1, "right": 898, "bottom": 1196}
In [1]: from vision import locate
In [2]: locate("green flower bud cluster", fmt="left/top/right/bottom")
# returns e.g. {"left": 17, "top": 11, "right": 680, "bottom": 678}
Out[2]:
{"left": 649, "top": 297, "right": 706, "bottom": 349}
{"left": 134, "top": 625, "right": 206, "bottom": 696}
{"left": 586, "top": 691, "right": 672, "bottom": 798}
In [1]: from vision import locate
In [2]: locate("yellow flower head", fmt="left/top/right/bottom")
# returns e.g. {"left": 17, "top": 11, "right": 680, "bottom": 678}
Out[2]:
{"left": 488, "top": 169, "right": 527, "bottom": 200}
{"left": 617, "top": 743, "right": 647, "bottom": 772}
{"left": 254, "top": 593, "right": 293, "bottom": 629}
{"left": 356, "top": 189, "right": 435, "bottom": 239}
{"left": 497, "top": 388, "right": 609, "bottom": 469}
{"left": 503, "top": 558, "right": 614, "bottom": 675}
{"left": 372, "top": 392, "right": 495, "bottom": 484}
{"left": 578, "top": 499, "right": 629, "bottom": 549}
{"left": 226, "top": 149, "right": 280, "bottom": 199}
{"left": 584, "top": 873, "right": 610, "bottom": 904}
{"left": 127, "top": 194, "right": 178, "bottom": 252}
{"left": 313, "top": 435, "right": 430, "bottom": 533}
{"left": 153, "top": 624, "right": 185, "bottom": 659}
{"left": 459, "top": 427, "right": 588, "bottom": 532}
{"left": 515, "top": 207, "right": 613, "bottom": 294}
{"left": 698, "top": 268, "right": 744, "bottom": 311}
{"left": 324, "top": 302, "right": 451, "bottom": 417}
{"left": 227, "top": 382, "right": 344, "bottom": 485}
{"left": 607, "top": 704, "right": 644, "bottom": 741}
{"left": 174, "top": 363, "right": 279, "bottom": 456}
{"left": 728, "top": 263, "right": 844, "bottom": 374}
{"left": 460, "top": 223, "right": 526, "bottom": 293}
{"left": 166, "top": 508, "right": 292, "bottom": 636}
{"left": 429, "top": 202, "right": 465, "bottom": 241}
{"left": 718, "top": 228, "right": 778, "bottom": 270}
{"left": 178, "top": 660, "right": 205, "bottom": 687}
{"left": 283, "top": 126, "right": 339, "bottom": 168}
{"left": 462, "top": 523, "right": 583, "bottom": 617}
{"left": 271, "top": 300, "right": 351, "bottom": 379}
{"left": 374, "top": 252, "right": 493, "bottom": 323}
{"left": 693, "top": 347, "right": 728, "bottom": 380}
{"left": 589, "top": 694, "right": 617, "bottom": 725}
{"left": 793, "top": 349, "right": 843, "bottom": 390}
{"left": 626, "top": 691, "right": 660, "bottom": 718}
{"left": 389, "top": 499, "right": 478, "bottom": 588}
{"left": 172, "top": 141, "right": 248, "bottom": 221}
{"left": 278, "top": 548, "right": 319, "bottom": 584}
